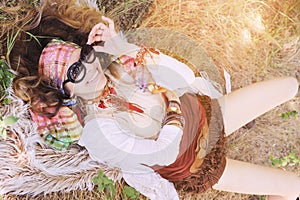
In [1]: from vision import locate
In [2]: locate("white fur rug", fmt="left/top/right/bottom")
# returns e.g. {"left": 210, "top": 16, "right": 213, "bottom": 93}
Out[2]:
{"left": 0, "top": 0, "right": 120, "bottom": 196}
{"left": 0, "top": 89, "right": 121, "bottom": 196}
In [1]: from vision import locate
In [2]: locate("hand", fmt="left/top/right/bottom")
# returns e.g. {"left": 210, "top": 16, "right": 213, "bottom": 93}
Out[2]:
{"left": 87, "top": 16, "right": 117, "bottom": 45}
{"left": 164, "top": 90, "right": 180, "bottom": 104}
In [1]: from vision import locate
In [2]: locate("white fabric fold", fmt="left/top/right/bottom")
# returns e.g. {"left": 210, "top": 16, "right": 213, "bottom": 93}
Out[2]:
{"left": 123, "top": 172, "right": 179, "bottom": 200}
{"left": 78, "top": 118, "right": 183, "bottom": 200}
{"left": 95, "top": 33, "right": 231, "bottom": 99}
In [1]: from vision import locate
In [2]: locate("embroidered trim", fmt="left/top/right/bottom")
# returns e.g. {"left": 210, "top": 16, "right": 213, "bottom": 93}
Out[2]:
{"left": 116, "top": 45, "right": 164, "bottom": 93}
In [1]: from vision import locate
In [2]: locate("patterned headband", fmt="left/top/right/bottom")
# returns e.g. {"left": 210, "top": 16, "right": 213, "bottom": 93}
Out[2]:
{"left": 39, "top": 39, "right": 80, "bottom": 89}
{"left": 31, "top": 39, "right": 83, "bottom": 151}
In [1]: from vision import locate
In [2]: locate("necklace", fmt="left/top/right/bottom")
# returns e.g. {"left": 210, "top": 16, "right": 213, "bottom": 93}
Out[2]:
{"left": 97, "top": 81, "right": 144, "bottom": 113}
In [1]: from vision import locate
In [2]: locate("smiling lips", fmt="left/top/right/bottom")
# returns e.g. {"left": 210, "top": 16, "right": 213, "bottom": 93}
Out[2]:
{"left": 87, "top": 69, "right": 99, "bottom": 84}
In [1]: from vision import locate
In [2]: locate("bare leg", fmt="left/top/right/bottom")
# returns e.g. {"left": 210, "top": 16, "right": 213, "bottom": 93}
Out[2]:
{"left": 213, "top": 158, "right": 300, "bottom": 200}
{"left": 217, "top": 77, "right": 298, "bottom": 136}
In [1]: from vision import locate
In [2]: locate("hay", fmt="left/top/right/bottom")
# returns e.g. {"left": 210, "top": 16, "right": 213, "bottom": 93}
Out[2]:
{"left": 139, "top": 0, "right": 300, "bottom": 199}
{"left": 0, "top": 87, "right": 124, "bottom": 198}
{"left": 142, "top": 0, "right": 300, "bottom": 86}
{"left": 97, "top": 0, "right": 154, "bottom": 31}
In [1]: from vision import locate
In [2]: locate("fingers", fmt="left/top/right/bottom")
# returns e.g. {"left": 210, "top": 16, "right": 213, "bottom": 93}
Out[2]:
{"left": 87, "top": 25, "right": 100, "bottom": 44}
{"left": 87, "top": 23, "right": 107, "bottom": 44}
{"left": 93, "top": 22, "right": 108, "bottom": 31}
{"left": 101, "top": 16, "right": 114, "bottom": 28}
{"left": 101, "top": 16, "right": 117, "bottom": 37}
{"left": 91, "top": 16, "right": 114, "bottom": 34}
{"left": 87, "top": 16, "right": 117, "bottom": 44}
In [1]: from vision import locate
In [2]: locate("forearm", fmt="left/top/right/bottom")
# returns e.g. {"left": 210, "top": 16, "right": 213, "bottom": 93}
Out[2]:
{"left": 79, "top": 118, "right": 183, "bottom": 167}
{"left": 94, "top": 33, "right": 140, "bottom": 57}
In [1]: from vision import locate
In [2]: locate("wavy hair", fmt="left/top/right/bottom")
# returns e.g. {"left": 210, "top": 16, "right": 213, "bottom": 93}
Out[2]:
{"left": 10, "top": 0, "right": 105, "bottom": 117}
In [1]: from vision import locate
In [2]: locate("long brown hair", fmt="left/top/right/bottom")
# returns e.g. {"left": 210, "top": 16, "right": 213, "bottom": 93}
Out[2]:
{"left": 10, "top": 0, "right": 105, "bottom": 117}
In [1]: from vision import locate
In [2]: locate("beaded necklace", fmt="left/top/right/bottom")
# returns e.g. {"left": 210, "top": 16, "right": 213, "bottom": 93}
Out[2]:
{"left": 97, "top": 82, "right": 144, "bottom": 113}
{"left": 80, "top": 78, "right": 144, "bottom": 114}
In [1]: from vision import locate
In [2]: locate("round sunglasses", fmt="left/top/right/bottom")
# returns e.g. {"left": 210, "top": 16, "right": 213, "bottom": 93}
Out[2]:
{"left": 62, "top": 44, "right": 96, "bottom": 97}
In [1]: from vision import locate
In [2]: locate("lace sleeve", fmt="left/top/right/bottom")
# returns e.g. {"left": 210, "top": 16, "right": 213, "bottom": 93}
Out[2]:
{"left": 123, "top": 171, "right": 179, "bottom": 200}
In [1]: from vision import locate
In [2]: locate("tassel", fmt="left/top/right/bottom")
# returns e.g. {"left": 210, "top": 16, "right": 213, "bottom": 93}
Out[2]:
{"left": 124, "top": 102, "right": 144, "bottom": 113}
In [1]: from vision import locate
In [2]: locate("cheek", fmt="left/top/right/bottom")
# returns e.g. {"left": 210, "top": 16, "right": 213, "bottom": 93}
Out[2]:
{"left": 64, "top": 82, "right": 75, "bottom": 96}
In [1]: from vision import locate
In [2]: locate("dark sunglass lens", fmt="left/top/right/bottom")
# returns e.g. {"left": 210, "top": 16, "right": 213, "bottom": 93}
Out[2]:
{"left": 68, "top": 63, "right": 86, "bottom": 83}
{"left": 70, "top": 64, "right": 81, "bottom": 79}
{"left": 81, "top": 45, "right": 95, "bottom": 63}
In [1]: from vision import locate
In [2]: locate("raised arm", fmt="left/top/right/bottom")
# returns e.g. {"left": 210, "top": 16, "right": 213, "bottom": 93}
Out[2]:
{"left": 88, "top": 17, "right": 196, "bottom": 93}
{"left": 87, "top": 16, "right": 139, "bottom": 56}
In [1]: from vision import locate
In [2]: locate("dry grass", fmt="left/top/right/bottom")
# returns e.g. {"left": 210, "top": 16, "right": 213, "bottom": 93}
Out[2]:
{"left": 142, "top": 0, "right": 300, "bottom": 85}
{"left": 139, "top": 0, "right": 300, "bottom": 199}
{"left": 1, "top": 0, "right": 300, "bottom": 199}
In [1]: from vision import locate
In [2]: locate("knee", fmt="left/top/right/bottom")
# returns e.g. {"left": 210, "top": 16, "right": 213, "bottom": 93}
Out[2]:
{"left": 281, "top": 77, "right": 298, "bottom": 99}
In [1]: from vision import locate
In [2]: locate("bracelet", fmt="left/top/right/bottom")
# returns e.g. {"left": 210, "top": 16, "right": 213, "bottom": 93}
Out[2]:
{"left": 148, "top": 84, "right": 167, "bottom": 94}
{"left": 165, "top": 120, "right": 184, "bottom": 129}
{"left": 163, "top": 113, "right": 185, "bottom": 128}
{"left": 166, "top": 106, "right": 182, "bottom": 114}
{"left": 164, "top": 114, "right": 185, "bottom": 125}
{"left": 168, "top": 100, "right": 181, "bottom": 107}
{"left": 167, "top": 101, "right": 182, "bottom": 114}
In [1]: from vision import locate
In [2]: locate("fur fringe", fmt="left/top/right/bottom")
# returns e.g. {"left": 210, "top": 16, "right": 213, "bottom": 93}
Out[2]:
{"left": 0, "top": 87, "right": 122, "bottom": 196}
